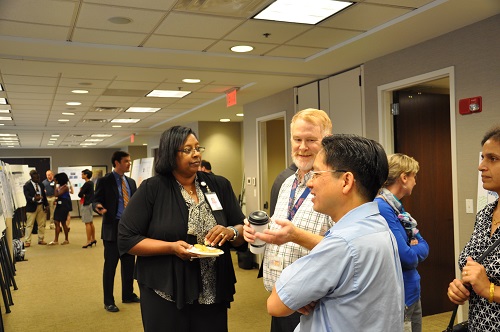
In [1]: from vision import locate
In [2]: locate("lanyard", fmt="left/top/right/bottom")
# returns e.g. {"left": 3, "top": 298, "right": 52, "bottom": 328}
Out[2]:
{"left": 287, "top": 177, "right": 310, "bottom": 220}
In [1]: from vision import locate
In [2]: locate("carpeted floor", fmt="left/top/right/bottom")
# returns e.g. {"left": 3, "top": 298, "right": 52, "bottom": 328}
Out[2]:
{"left": 1, "top": 216, "right": 270, "bottom": 331}
{"left": 1, "top": 216, "right": 452, "bottom": 331}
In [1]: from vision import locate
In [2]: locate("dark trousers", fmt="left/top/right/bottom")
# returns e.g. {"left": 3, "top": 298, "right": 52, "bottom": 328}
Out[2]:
{"left": 271, "top": 312, "right": 301, "bottom": 332}
{"left": 139, "top": 283, "right": 228, "bottom": 332}
{"left": 103, "top": 239, "right": 135, "bottom": 305}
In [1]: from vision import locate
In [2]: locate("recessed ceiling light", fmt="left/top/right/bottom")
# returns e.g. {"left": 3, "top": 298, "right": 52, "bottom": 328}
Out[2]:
{"left": 254, "top": 0, "right": 353, "bottom": 25}
{"left": 62, "top": 112, "right": 75, "bottom": 115}
{"left": 47, "top": 143, "right": 54, "bottom": 145}
{"left": 0, "top": 137, "right": 18, "bottom": 141}
{"left": 0, "top": 124, "right": 4, "bottom": 126}
{"left": 111, "top": 119, "right": 140, "bottom": 123}
{"left": 0, "top": 134, "right": 16, "bottom": 137}
{"left": 112, "top": 125, "right": 122, "bottom": 128}
{"left": 58, "top": 119, "right": 70, "bottom": 122}
{"left": 51, "top": 134, "right": 60, "bottom": 137}
{"left": 49, "top": 138, "right": 57, "bottom": 141}
{"left": 0, "top": 98, "right": 7, "bottom": 104}
{"left": 125, "top": 107, "right": 161, "bottom": 113}
{"left": 85, "top": 139, "right": 104, "bottom": 142}
{"left": 0, "top": 110, "right": 10, "bottom": 113}
{"left": 72, "top": 90, "right": 89, "bottom": 94}
{"left": 91, "top": 134, "right": 113, "bottom": 137}
{"left": 230, "top": 45, "right": 254, "bottom": 53}
{"left": 7, "top": 146, "right": 14, "bottom": 148}
{"left": 108, "top": 16, "right": 132, "bottom": 24}
{"left": 0, "top": 116, "right": 12, "bottom": 120}
{"left": 146, "top": 90, "right": 191, "bottom": 98}
{"left": 80, "top": 143, "right": 97, "bottom": 146}
{"left": 66, "top": 102, "right": 81, "bottom": 106}
{"left": 220, "top": 118, "right": 231, "bottom": 122}
{"left": 142, "top": 143, "right": 147, "bottom": 146}
{"left": 182, "top": 79, "right": 201, "bottom": 84}
{"left": 0, "top": 83, "right": 3, "bottom": 91}
{"left": 236, "top": 113, "right": 244, "bottom": 117}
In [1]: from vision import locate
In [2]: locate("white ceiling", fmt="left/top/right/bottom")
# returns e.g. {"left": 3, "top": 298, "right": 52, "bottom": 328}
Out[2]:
{"left": 0, "top": 0, "right": 499, "bottom": 149}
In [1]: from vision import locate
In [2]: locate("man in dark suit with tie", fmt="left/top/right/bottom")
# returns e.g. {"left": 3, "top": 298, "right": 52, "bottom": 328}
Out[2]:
{"left": 93, "top": 151, "right": 139, "bottom": 313}
{"left": 23, "top": 169, "right": 48, "bottom": 247}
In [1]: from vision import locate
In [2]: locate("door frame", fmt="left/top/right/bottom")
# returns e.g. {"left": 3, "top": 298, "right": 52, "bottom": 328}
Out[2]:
{"left": 256, "top": 111, "right": 287, "bottom": 212}
{"left": 376, "top": 66, "right": 463, "bottom": 319}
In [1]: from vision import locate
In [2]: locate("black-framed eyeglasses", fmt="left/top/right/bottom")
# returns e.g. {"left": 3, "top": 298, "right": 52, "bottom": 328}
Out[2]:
{"left": 178, "top": 146, "right": 206, "bottom": 155}
{"left": 310, "top": 169, "right": 347, "bottom": 180}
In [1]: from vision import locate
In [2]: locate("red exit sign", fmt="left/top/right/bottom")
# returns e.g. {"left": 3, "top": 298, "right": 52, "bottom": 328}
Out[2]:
{"left": 226, "top": 89, "right": 237, "bottom": 107}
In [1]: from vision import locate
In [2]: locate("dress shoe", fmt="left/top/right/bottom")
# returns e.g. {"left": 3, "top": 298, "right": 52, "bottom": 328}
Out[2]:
{"left": 104, "top": 304, "right": 120, "bottom": 312}
{"left": 122, "top": 295, "right": 140, "bottom": 303}
{"left": 38, "top": 240, "right": 47, "bottom": 245}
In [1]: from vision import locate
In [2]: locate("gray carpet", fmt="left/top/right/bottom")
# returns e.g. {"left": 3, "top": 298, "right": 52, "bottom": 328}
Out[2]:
{"left": 2, "top": 217, "right": 270, "bottom": 331}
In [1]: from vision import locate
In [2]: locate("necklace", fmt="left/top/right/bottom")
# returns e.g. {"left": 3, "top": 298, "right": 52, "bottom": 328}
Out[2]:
{"left": 493, "top": 219, "right": 500, "bottom": 227}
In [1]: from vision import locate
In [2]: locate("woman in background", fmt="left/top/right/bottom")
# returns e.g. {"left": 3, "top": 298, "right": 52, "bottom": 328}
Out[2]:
{"left": 79, "top": 169, "right": 96, "bottom": 248}
{"left": 118, "top": 126, "right": 247, "bottom": 332}
{"left": 375, "top": 153, "right": 429, "bottom": 332}
{"left": 448, "top": 126, "right": 500, "bottom": 331}
{"left": 48, "top": 172, "right": 71, "bottom": 245}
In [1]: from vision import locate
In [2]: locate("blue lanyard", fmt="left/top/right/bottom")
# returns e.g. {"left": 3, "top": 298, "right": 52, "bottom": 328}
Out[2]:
{"left": 287, "top": 177, "right": 311, "bottom": 220}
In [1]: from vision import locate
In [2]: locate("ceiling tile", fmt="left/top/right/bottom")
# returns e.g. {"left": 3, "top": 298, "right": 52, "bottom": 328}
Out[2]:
{"left": 77, "top": 3, "right": 166, "bottom": 32}
{"left": 145, "top": 35, "right": 216, "bottom": 51}
{"left": 72, "top": 28, "right": 147, "bottom": 46}
{"left": 0, "top": 0, "right": 75, "bottom": 25}
{"left": 155, "top": 12, "right": 244, "bottom": 38}
{"left": 321, "top": 3, "right": 412, "bottom": 30}
{"left": 86, "top": 0, "right": 178, "bottom": 11}
{"left": 287, "top": 27, "right": 362, "bottom": 48}
{"left": 224, "top": 20, "right": 311, "bottom": 44}
{"left": 0, "top": 21, "right": 69, "bottom": 40}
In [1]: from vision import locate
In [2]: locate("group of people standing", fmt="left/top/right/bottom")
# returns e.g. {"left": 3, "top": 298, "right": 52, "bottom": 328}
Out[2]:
{"left": 24, "top": 168, "right": 96, "bottom": 247}
{"left": 21, "top": 108, "right": 500, "bottom": 332}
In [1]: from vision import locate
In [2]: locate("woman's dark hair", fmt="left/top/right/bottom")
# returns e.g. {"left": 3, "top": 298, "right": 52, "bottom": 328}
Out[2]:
{"left": 155, "top": 126, "right": 198, "bottom": 175}
{"left": 481, "top": 126, "right": 500, "bottom": 146}
{"left": 54, "top": 172, "right": 69, "bottom": 186}
{"left": 111, "top": 151, "right": 130, "bottom": 168}
{"left": 82, "top": 169, "right": 93, "bottom": 179}
{"left": 321, "top": 134, "right": 388, "bottom": 201}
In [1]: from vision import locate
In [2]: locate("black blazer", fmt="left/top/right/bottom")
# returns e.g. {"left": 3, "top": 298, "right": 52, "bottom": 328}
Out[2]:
{"left": 93, "top": 172, "right": 137, "bottom": 242}
{"left": 23, "top": 180, "right": 48, "bottom": 213}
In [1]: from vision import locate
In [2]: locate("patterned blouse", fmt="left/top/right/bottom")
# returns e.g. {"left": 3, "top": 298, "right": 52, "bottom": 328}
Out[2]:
{"left": 155, "top": 179, "right": 218, "bottom": 304}
{"left": 459, "top": 200, "right": 500, "bottom": 331}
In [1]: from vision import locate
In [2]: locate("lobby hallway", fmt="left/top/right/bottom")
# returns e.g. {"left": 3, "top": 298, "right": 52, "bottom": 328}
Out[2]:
{"left": 2, "top": 216, "right": 451, "bottom": 331}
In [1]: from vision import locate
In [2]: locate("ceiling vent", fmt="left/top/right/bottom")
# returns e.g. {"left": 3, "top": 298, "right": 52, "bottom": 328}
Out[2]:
{"left": 81, "top": 119, "right": 108, "bottom": 123}
{"left": 93, "top": 107, "right": 124, "bottom": 113}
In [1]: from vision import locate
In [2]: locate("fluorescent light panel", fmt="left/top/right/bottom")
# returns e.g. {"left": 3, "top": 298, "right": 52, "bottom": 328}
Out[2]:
{"left": 0, "top": 116, "right": 12, "bottom": 120}
{"left": 125, "top": 107, "right": 161, "bottom": 113}
{"left": 111, "top": 119, "right": 140, "bottom": 123}
{"left": 254, "top": 0, "right": 353, "bottom": 25}
{"left": 91, "top": 134, "right": 112, "bottom": 137}
{"left": 0, "top": 110, "right": 11, "bottom": 113}
{"left": 146, "top": 90, "right": 191, "bottom": 98}
{"left": 0, "top": 98, "right": 7, "bottom": 104}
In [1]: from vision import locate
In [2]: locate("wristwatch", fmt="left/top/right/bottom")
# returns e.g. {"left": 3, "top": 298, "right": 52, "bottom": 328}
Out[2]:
{"left": 227, "top": 226, "right": 238, "bottom": 241}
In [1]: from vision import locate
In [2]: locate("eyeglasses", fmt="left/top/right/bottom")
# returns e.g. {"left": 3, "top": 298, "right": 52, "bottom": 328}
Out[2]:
{"left": 310, "top": 169, "right": 347, "bottom": 180}
{"left": 178, "top": 146, "right": 206, "bottom": 155}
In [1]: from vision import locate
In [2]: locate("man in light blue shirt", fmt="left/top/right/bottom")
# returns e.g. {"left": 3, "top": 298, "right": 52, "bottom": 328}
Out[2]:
{"left": 266, "top": 134, "right": 404, "bottom": 332}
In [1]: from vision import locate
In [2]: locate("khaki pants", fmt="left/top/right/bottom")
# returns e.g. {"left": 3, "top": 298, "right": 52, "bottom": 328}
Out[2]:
{"left": 25, "top": 204, "right": 46, "bottom": 244}
{"left": 46, "top": 196, "right": 56, "bottom": 226}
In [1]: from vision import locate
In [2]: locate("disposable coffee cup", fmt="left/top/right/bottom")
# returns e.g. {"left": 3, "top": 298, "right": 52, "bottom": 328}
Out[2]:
{"left": 248, "top": 210, "right": 270, "bottom": 254}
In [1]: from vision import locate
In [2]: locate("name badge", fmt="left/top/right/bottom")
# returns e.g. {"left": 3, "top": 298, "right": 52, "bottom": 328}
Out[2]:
{"left": 205, "top": 192, "right": 223, "bottom": 211}
{"left": 268, "top": 254, "right": 284, "bottom": 272}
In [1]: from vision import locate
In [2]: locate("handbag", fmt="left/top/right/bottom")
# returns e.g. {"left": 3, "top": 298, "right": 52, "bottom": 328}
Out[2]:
{"left": 443, "top": 236, "right": 500, "bottom": 332}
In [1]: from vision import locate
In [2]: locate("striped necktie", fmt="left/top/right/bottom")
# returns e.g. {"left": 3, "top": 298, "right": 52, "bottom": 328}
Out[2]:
{"left": 121, "top": 177, "right": 129, "bottom": 207}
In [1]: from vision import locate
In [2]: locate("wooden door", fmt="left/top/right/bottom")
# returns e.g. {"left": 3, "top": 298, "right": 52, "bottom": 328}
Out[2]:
{"left": 394, "top": 90, "right": 455, "bottom": 315}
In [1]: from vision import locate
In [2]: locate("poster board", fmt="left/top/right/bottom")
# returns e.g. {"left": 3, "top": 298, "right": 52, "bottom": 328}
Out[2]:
{"left": 4, "top": 164, "right": 29, "bottom": 209}
{"left": 130, "top": 157, "right": 154, "bottom": 187}
{"left": 57, "top": 166, "right": 92, "bottom": 200}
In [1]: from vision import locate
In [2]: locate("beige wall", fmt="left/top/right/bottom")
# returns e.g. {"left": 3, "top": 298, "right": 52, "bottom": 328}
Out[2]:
{"left": 198, "top": 121, "right": 244, "bottom": 200}
{"left": 364, "top": 14, "right": 500, "bottom": 252}
{"left": 243, "top": 89, "right": 295, "bottom": 214}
